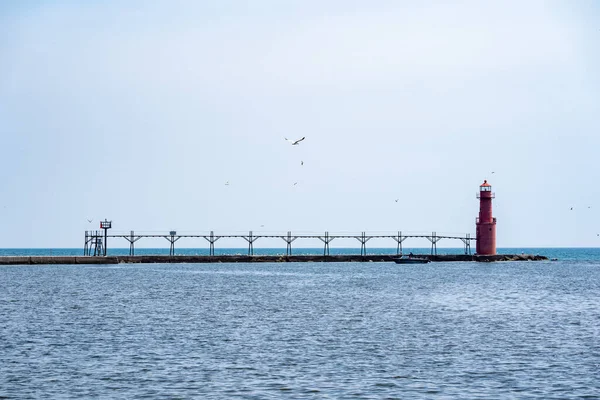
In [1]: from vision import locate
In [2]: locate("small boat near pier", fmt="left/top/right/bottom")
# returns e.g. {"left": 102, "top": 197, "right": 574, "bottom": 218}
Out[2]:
{"left": 393, "top": 255, "right": 431, "bottom": 264}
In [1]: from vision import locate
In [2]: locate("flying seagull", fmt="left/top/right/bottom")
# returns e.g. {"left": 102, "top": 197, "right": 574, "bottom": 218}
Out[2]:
{"left": 395, "top": 199, "right": 399, "bottom": 202}
{"left": 87, "top": 219, "right": 93, "bottom": 223}
{"left": 285, "top": 137, "right": 305, "bottom": 145}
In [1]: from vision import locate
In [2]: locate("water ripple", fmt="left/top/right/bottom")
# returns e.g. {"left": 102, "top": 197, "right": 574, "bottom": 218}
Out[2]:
{"left": 1, "top": 261, "right": 599, "bottom": 398}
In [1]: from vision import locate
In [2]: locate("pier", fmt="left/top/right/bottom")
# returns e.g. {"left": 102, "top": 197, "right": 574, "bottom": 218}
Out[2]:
{"left": 0, "top": 253, "right": 548, "bottom": 265}
{"left": 84, "top": 229, "right": 475, "bottom": 257}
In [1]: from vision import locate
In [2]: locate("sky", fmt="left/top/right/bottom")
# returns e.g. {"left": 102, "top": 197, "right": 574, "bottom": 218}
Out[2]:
{"left": 1, "top": 0, "right": 599, "bottom": 248}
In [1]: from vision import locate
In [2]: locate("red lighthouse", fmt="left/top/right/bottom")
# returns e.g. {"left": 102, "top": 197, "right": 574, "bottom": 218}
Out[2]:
{"left": 476, "top": 180, "right": 496, "bottom": 255}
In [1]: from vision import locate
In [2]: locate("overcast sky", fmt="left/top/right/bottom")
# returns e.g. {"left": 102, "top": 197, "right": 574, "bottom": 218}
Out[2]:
{"left": 1, "top": 0, "right": 599, "bottom": 248}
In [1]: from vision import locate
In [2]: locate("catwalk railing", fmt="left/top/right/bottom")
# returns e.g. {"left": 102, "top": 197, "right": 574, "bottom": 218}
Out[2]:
{"left": 84, "top": 231, "right": 475, "bottom": 257}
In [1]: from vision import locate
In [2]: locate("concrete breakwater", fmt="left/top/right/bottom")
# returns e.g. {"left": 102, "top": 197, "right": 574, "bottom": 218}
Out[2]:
{"left": 0, "top": 254, "right": 548, "bottom": 265}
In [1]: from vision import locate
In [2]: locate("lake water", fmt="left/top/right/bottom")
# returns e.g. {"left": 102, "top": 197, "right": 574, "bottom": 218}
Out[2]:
{"left": 1, "top": 248, "right": 599, "bottom": 398}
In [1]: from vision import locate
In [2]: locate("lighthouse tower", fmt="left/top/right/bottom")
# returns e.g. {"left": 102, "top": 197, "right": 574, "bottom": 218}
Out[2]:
{"left": 476, "top": 180, "right": 497, "bottom": 255}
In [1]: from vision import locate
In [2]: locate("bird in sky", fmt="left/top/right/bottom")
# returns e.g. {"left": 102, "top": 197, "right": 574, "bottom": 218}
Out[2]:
{"left": 87, "top": 219, "right": 93, "bottom": 223}
{"left": 225, "top": 181, "right": 230, "bottom": 186}
{"left": 285, "top": 137, "right": 305, "bottom": 145}
{"left": 395, "top": 199, "right": 399, "bottom": 202}
{"left": 570, "top": 207, "right": 573, "bottom": 210}
{"left": 293, "top": 182, "right": 298, "bottom": 186}
{"left": 491, "top": 171, "right": 495, "bottom": 174}
{"left": 301, "top": 161, "right": 304, "bottom": 166}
